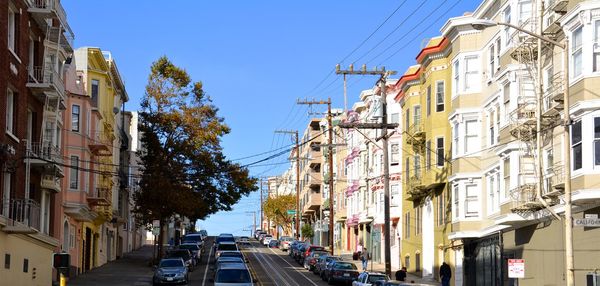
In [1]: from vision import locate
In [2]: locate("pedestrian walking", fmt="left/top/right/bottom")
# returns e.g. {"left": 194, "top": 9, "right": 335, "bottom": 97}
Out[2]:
{"left": 361, "top": 250, "right": 369, "bottom": 271}
{"left": 440, "top": 262, "right": 451, "bottom": 286}
{"left": 395, "top": 267, "right": 407, "bottom": 281}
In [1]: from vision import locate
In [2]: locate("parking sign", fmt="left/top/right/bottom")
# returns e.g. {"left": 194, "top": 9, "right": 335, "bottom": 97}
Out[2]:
{"left": 508, "top": 259, "right": 525, "bottom": 278}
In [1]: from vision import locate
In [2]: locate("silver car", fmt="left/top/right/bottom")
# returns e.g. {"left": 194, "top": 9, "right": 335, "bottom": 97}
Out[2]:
{"left": 211, "top": 263, "right": 253, "bottom": 286}
{"left": 153, "top": 258, "right": 189, "bottom": 286}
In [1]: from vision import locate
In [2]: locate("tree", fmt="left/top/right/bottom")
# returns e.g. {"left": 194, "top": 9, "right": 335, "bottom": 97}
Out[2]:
{"left": 263, "top": 195, "right": 295, "bottom": 236}
{"left": 301, "top": 223, "right": 314, "bottom": 240}
{"left": 133, "top": 56, "right": 257, "bottom": 260}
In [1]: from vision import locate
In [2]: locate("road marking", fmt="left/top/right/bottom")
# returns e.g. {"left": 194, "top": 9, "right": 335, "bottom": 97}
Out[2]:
{"left": 258, "top": 247, "right": 301, "bottom": 286}
{"left": 201, "top": 242, "right": 214, "bottom": 286}
{"left": 267, "top": 247, "right": 320, "bottom": 286}
{"left": 250, "top": 245, "right": 292, "bottom": 286}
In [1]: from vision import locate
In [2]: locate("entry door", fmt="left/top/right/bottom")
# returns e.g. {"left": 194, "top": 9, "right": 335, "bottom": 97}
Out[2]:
{"left": 84, "top": 228, "right": 92, "bottom": 271}
{"left": 422, "top": 198, "right": 434, "bottom": 278}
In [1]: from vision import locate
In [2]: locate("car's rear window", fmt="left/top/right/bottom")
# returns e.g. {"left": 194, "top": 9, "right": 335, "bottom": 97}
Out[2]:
{"left": 179, "top": 244, "right": 199, "bottom": 250}
{"left": 216, "top": 236, "right": 236, "bottom": 243}
{"left": 218, "top": 244, "right": 238, "bottom": 251}
{"left": 310, "top": 246, "right": 324, "bottom": 251}
{"left": 368, "top": 275, "right": 387, "bottom": 282}
{"left": 159, "top": 260, "right": 184, "bottom": 268}
{"left": 335, "top": 262, "right": 357, "bottom": 270}
{"left": 216, "top": 269, "right": 252, "bottom": 283}
{"left": 220, "top": 252, "right": 243, "bottom": 258}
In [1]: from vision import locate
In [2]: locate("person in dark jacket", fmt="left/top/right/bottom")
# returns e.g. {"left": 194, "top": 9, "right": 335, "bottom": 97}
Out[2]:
{"left": 395, "top": 267, "right": 407, "bottom": 281}
{"left": 440, "top": 262, "right": 451, "bottom": 286}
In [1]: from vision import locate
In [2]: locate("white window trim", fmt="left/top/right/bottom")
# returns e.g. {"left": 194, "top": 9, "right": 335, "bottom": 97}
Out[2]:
{"left": 71, "top": 104, "right": 81, "bottom": 132}
{"left": 570, "top": 25, "right": 584, "bottom": 80}
{"left": 451, "top": 179, "right": 482, "bottom": 222}
{"left": 436, "top": 136, "right": 445, "bottom": 167}
{"left": 451, "top": 52, "right": 482, "bottom": 98}
{"left": 435, "top": 80, "right": 445, "bottom": 112}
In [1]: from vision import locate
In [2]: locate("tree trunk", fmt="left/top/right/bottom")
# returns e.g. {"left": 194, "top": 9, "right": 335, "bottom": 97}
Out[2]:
{"left": 157, "top": 218, "right": 165, "bottom": 263}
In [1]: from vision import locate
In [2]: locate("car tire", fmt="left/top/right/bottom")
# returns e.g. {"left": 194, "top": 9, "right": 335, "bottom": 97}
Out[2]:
{"left": 327, "top": 276, "right": 334, "bottom": 285}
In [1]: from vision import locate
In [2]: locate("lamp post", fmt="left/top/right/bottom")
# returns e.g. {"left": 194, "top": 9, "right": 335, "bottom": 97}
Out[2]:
{"left": 471, "top": 19, "right": 573, "bottom": 286}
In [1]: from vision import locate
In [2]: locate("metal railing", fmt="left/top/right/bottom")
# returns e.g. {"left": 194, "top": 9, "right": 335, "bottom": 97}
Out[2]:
{"left": 27, "top": 141, "right": 63, "bottom": 164}
{"left": 510, "top": 184, "right": 541, "bottom": 211}
{"left": 27, "top": 0, "right": 68, "bottom": 25}
{"left": 27, "top": 65, "right": 65, "bottom": 96}
{"left": 0, "top": 199, "right": 41, "bottom": 231}
{"left": 46, "top": 26, "right": 73, "bottom": 52}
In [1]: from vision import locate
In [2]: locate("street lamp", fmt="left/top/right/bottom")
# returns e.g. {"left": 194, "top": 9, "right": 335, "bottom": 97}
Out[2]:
{"left": 471, "top": 19, "right": 574, "bottom": 285}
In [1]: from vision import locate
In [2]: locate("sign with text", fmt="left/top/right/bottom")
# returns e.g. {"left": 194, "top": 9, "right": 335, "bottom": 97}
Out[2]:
{"left": 287, "top": 210, "right": 296, "bottom": 215}
{"left": 574, "top": 218, "right": 600, "bottom": 227}
{"left": 508, "top": 259, "right": 525, "bottom": 278}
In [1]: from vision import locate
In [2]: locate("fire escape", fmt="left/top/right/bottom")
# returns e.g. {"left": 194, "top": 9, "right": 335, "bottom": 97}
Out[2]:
{"left": 405, "top": 112, "right": 427, "bottom": 201}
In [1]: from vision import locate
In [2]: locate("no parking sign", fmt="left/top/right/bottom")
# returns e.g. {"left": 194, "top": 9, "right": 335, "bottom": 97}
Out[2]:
{"left": 508, "top": 259, "right": 525, "bottom": 278}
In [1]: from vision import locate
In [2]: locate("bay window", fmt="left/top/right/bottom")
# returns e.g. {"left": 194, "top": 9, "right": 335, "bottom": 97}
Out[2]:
{"left": 465, "top": 119, "right": 479, "bottom": 154}
{"left": 465, "top": 184, "right": 480, "bottom": 218}
{"left": 504, "top": 6, "right": 512, "bottom": 47}
{"left": 436, "top": 81, "right": 445, "bottom": 112}
{"left": 464, "top": 55, "right": 480, "bottom": 92}
{"left": 571, "top": 120, "right": 582, "bottom": 170}
{"left": 571, "top": 26, "right": 583, "bottom": 78}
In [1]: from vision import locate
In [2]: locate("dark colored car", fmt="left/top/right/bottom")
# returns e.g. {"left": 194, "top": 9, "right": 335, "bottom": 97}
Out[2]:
{"left": 288, "top": 240, "right": 300, "bottom": 257}
{"left": 323, "top": 261, "right": 359, "bottom": 285}
{"left": 268, "top": 239, "right": 279, "bottom": 248}
{"left": 294, "top": 243, "right": 309, "bottom": 263}
{"left": 214, "top": 235, "right": 236, "bottom": 247}
{"left": 178, "top": 243, "right": 201, "bottom": 263}
{"left": 314, "top": 255, "right": 342, "bottom": 275}
{"left": 165, "top": 249, "right": 195, "bottom": 271}
{"left": 303, "top": 250, "right": 328, "bottom": 271}
{"left": 182, "top": 233, "right": 204, "bottom": 249}
{"left": 153, "top": 258, "right": 189, "bottom": 285}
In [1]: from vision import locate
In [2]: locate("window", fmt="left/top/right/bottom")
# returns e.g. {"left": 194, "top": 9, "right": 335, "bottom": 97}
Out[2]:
{"left": 453, "top": 122, "right": 459, "bottom": 157}
{"left": 413, "top": 106, "right": 421, "bottom": 127}
{"left": 8, "top": 7, "right": 18, "bottom": 52}
{"left": 488, "top": 173, "right": 499, "bottom": 214}
{"left": 2, "top": 173, "right": 12, "bottom": 216}
{"left": 413, "top": 154, "right": 421, "bottom": 178}
{"left": 594, "top": 20, "right": 600, "bottom": 72}
{"left": 6, "top": 89, "right": 15, "bottom": 134}
{"left": 436, "top": 81, "right": 444, "bottom": 112}
{"left": 453, "top": 184, "right": 459, "bottom": 219}
{"left": 489, "top": 108, "right": 498, "bottom": 146}
{"left": 496, "top": 37, "right": 502, "bottom": 60}
{"left": 405, "top": 158, "right": 410, "bottom": 181}
{"left": 465, "top": 120, "right": 479, "bottom": 154}
{"left": 571, "top": 26, "right": 583, "bottom": 78}
{"left": 91, "top": 80, "right": 100, "bottom": 107}
{"left": 391, "top": 143, "right": 399, "bottom": 165}
{"left": 436, "top": 137, "right": 444, "bottom": 167}
{"left": 72, "top": 105, "right": 80, "bottom": 132}
{"left": 405, "top": 108, "right": 410, "bottom": 133}
{"left": 390, "top": 112, "right": 399, "bottom": 124}
{"left": 415, "top": 206, "right": 422, "bottom": 235}
{"left": 571, "top": 120, "right": 582, "bottom": 170}
{"left": 426, "top": 140, "right": 431, "bottom": 170}
{"left": 4, "top": 254, "right": 10, "bottom": 269}
{"left": 437, "top": 193, "right": 445, "bottom": 226}
{"left": 595, "top": 118, "right": 600, "bottom": 165}
{"left": 518, "top": 0, "right": 532, "bottom": 24}
{"left": 464, "top": 55, "right": 480, "bottom": 92}
{"left": 404, "top": 212, "right": 411, "bottom": 239}
{"left": 503, "top": 157, "right": 510, "bottom": 199}
{"left": 504, "top": 6, "right": 512, "bottom": 47}
{"left": 465, "top": 184, "right": 479, "bottom": 218}
{"left": 426, "top": 85, "right": 431, "bottom": 116}
{"left": 453, "top": 60, "right": 460, "bottom": 95}
{"left": 70, "top": 156, "right": 79, "bottom": 189}
{"left": 489, "top": 44, "right": 496, "bottom": 78}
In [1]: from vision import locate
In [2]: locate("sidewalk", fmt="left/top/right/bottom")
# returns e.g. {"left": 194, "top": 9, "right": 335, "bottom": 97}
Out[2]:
{"left": 68, "top": 245, "right": 154, "bottom": 286}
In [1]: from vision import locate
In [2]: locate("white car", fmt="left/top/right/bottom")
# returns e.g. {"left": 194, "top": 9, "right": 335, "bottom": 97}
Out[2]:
{"left": 352, "top": 272, "right": 389, "bottom": 286}
{"left": 262, "top": 235, "right": 273, "bottom": 246}
{"left": 215, "top": 241, "right": 239, "bottom": 260}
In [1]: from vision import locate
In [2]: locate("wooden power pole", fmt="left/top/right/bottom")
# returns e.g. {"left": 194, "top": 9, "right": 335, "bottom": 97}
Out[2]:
{"left": 336, "top": 64, "right": 397, "bottom": 277}
{"left": 297, "top": 98, "right": 335, "bottom": 255}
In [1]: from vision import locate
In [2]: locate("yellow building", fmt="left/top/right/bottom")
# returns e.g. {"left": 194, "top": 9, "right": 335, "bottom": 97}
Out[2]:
{"left": 395, "top": 36, "right": 453, "bottom": 281}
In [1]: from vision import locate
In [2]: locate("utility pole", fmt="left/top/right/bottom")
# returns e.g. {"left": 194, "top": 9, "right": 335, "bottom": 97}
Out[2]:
{"left": 275, "top": 130, "right": 300, "bottom": 239}
{"left": 336, "top": 64, "right": 397, "bottom": 277}
{"left": 562, "top": 38, "right": 574, "bottom": 286}
{"left": 298, "top": 98, "right": 335, "bottom": 255}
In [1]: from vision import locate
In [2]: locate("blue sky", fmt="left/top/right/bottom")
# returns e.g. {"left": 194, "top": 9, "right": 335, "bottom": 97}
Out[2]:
{"left": 63, "top": 0, "right": 481, "bottom": 236}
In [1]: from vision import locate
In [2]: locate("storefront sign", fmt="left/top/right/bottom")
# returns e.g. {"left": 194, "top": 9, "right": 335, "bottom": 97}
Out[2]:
{"left": 574, "top": 218, "right": 600, "bottom": 227}
{"left": 508, "top": 259, "right": 525, "bottom": 278}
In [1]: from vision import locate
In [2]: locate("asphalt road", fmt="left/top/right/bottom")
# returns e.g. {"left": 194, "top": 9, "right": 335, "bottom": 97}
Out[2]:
{"left": 241, "top": 240, "right": 330, "bottom": 286}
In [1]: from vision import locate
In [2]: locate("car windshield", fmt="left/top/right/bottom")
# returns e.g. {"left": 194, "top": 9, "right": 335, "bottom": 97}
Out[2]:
{"left": 179, "top": 244, "right": 199, "bottom": 250}
{"left": 216, "top": 269, "right": 252, "bottom": 283}
{"left": 368, "top": 275, "right": 388, "bottom": 282}
{"left": 159, "top": 260, "right": 184, "bottom": 268}
{"left": 335, "top": 263, "right": 357, "bottom": 270}
{"left": 218, "top": 244, "right": 238, "bottom": 251}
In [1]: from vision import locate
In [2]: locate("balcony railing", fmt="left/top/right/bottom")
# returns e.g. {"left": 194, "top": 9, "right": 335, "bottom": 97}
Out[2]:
{"left": 0, "top": 199, "right": 41, "bottom": 233}
{"left": 510, "top": 184, "right": 543, "bottom": 213}
{"left": 27, "top": 65, "right": 65, "bottom": 96}
{"left": 27, "top": 0, "right": 68, "bottom": 27}
{"left": 406, "top": 122, "right": 425, "bottom": 146}
{"left": 46, "top": 26, "right": 73, "bottom": 53}
{"left": 87, "top": 187, "right": 112, "bottom": 206}
{"left": 27, "top": 141, "right": 63, "bottom": 165}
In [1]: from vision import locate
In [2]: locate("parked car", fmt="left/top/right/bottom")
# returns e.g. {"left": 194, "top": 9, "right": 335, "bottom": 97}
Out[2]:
{"left": 298, "top": 244, "right": 323, "bottom": 264}
{"left": 153, "top": 257, "right": 189, "bottom": 286}
{"left": 238, "top": 236, "right": 250, "bottom": 245}
{"left": 258, "top": 233, "right": 270, "bottom": 244}
{"left": 211, "top": 263, "right": 253, "bottom": 286}
{"left": 253, "top": 229, "right": 263, "bottom": 239}
{"left": 373, "top": 281, "right": 426, "bottom": 286}
{"left": 288, "top": 240, "right": 300, "bottom": 257}
{"left": 165, "top": 249, "right": 195, "bottom": 271}
{"left": 215, "top": 241, "right": 239, "bottom": 261}
{"left": 303, "top": 250, "right": 328, "bottom": 271}
{"left": 262, "top": 235, "right": 273, "bottom": 246}
{"left": 214, "top": 235, "right": 236, "bottom": 249}
{"left": 322, "top": 261, "right": 359, "bottom": 285}
{"left": 314, "top": 255, "right": 342, "bottom": 275}
{"left": 214, "top": 258, "right": 245, "bottom": 271}
{"left": 352, "top": 272, "right": 389, "bottom": 286}
{"left": 182, "top": 233, "right": 204, "bottom": 250}
{"left": 278, "top": 236, "right": 294, "bottom": 251}
{"left": 178, "top": 243, "right": 202, "bottom": 263}
{"left": 268, "top": 239, "right": 279, "bottom": 248}
{"left": 218, "top": 251, "right": 248, "bottom": 263}
{"left": 198, "top": 230, "right": 208, "bottom": 240}
{"left": 294, "top": 243, "right": 309, "bottom": 263}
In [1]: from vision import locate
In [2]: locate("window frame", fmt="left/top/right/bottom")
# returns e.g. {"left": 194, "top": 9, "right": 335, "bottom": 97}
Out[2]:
{"left": 6, "top": 88, "right": 15, "bottom": 135}
{"left": 71, "top": 104, "right": 81, "bottom": 132}
{"left": 426, "top": 85, "right": 431, "bottom": 116}
{"left": 435, "top": 80, "right": 445, "bottom": 112}
{"left": 69, "top": 156, "right": 79, "bottom": 190}
{"left": 571, "top": 120, "right": 582, "bottom": 171}
{"left": 464, "top": 184, "right": 480, "bottom": 218}
{"left": 390, "top": 143, "right": 399, "bottom": 165}
{"left": 571, "top": 26, "right": 583, "bottom": 79}
{"left": 426, "top": 140, "right": 431, "bottom": 170}
{"left": 436, "top": 137, "right": 445, "bottom": 167}
{"left": 595, "top": 117, "right": 600, "bottom": 166}
{"left": 7, "top": 6, "right": 17, "bottom": 52}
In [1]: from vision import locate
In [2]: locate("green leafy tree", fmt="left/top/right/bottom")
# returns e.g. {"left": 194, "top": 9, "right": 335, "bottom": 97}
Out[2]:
{"left": 301, "top": 223, "right": 314, "bottom": 240}
{"left": 133, "top": 56, "right": 257, "bottom": 260}
{"left": 263, "top": 195, "right": 295, "bottom": 236}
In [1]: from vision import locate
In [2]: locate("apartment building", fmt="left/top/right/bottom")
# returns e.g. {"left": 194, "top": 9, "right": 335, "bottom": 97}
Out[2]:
{"left": 298, "top": 118, "right": 325, "bottom": 244}
{"left": 1, "top": 0, "right": 72, "bottom": 284}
